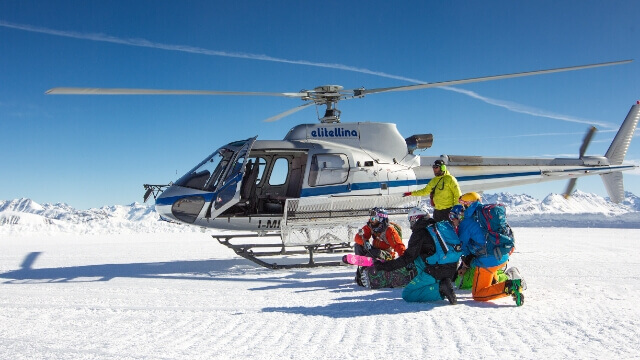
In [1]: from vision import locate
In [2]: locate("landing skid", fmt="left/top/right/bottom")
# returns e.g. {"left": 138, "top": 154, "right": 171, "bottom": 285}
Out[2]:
{"left": 213, "top": 233, "right": 352, "bottom": 269}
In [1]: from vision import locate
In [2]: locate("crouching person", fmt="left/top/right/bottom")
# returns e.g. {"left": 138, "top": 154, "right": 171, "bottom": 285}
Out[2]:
{"left": 374, "top": 206, "right": 462, "bottom": 304}
{"left": 457, "top": 192, "right": 524, "bottom": 306}
{"left": 354, "top": 207, "right": 405, "bottom": 260}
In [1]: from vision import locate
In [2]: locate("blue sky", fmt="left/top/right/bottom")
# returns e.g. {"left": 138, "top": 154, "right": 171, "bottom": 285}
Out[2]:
{"left": 1, "top": 1, "right": 639, "bottom": 209}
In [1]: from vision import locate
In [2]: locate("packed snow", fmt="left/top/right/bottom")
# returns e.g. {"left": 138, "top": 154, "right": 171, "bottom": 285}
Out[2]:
{"left": 1, "top": 193, "right": 639, "bottom": 359}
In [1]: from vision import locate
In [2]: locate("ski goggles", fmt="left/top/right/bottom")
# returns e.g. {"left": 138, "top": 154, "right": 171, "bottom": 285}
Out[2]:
{"left": 369, "top": 211, "right": 388, "bottom": 223}
{"left": 448, "top": 212, "right": 463, "bottom": 221}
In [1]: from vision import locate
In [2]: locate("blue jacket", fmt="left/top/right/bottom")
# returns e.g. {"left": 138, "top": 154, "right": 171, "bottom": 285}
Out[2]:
{"left": 457, "top": 201, "right": 510, "bottom": 268}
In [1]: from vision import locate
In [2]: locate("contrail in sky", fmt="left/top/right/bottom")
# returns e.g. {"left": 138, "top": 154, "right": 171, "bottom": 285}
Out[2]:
{"left": 442, "top": 129, "right": 617, "bottom": 140}
{"left": 0, "top": 21, "right": 617, "bottom": 128}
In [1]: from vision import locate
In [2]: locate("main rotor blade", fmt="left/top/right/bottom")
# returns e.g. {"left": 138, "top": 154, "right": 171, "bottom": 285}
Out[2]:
{"left": 264, "top": 102, "right": 314, "bottom": 122}
{"left": 358, "top": 59, "right": 633, "bottom": 95}
{"left": 46, "top": 87, "right": 306, "bottom": 98}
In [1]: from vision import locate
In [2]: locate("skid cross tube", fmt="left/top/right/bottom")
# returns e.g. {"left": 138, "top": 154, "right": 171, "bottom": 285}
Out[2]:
{"left": 213, "top": 233, "right": 351, "bottom": 269}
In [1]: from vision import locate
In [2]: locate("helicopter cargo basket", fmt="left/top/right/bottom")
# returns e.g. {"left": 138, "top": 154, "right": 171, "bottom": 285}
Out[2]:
{"left": 280, "top": 195, "right": 420, "bottom": 246}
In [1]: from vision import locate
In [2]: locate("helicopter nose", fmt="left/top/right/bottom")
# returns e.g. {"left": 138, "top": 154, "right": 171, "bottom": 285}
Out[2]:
{"left": 154, "top": 185, "right": 210, "bottom": 224}
{"left": 154, "top": 187, "right": 179, "bottom": 222}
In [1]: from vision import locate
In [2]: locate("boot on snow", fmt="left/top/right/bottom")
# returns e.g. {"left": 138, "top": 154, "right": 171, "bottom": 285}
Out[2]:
{"left": 504, "top": 279, "right": 524, "bottom": 306}
{"left": 504, "top": 267, "right": 527, "bottom": 290}
{"left": 355, "top": 267, "right": 364, "bottom": 287}
{"left": 355, "top": 267, "right": 371, "bottom": 288}
{"left": 439, "top": 277, "right": 457, "bottom": 305}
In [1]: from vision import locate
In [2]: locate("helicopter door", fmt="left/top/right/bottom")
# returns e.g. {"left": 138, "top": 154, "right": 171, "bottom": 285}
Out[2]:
{"left": 209, "top": 136, "right": 257, "bottom": 218}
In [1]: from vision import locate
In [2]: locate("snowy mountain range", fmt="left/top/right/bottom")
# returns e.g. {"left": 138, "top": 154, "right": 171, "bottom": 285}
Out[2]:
{"left": 1, "top": 190, "right": 639, "bottom": 233}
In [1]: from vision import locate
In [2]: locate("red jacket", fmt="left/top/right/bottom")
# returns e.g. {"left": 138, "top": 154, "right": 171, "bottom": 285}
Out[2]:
{"left": 354, "top": 222, "right": 406, "bottom": 258}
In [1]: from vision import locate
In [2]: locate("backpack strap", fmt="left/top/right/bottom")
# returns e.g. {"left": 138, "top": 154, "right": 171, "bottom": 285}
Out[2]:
{"left": 428, "top": 224, "right": 449, "bottom": 255}
{"left": 378, "top": 231, "right": 390, "bottom": 246}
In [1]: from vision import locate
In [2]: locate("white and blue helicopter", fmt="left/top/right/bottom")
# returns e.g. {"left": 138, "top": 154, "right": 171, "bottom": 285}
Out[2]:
{"left": 47, "top": 60, "right": 638, "bottom": 268}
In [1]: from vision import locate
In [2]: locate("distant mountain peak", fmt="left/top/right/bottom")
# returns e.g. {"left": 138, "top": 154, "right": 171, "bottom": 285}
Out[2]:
{"left": 0, "top": 198, "right": 44, "bottom": 213}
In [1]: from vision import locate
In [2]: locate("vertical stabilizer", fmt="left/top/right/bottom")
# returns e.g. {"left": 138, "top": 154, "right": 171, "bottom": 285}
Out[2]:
{"left": 604, "top": 102, "right": 640, "bottom": 164}
{"left": 600, "top": 172, "right": 625, "bottom": 203}
{"left": 600, "top": 102, "right": 640, "bottom": 203}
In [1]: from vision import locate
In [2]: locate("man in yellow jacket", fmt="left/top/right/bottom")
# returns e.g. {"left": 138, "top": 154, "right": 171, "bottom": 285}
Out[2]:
{"left": 403, "top": 159, "right": 461, "bottom": 222}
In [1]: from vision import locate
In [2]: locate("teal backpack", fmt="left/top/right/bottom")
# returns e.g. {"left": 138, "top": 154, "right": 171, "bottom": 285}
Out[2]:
{"left": 472, "top": 204, "right": 515, "bottom": 260}
{"left": 424, "top": 221, "right": 462, "bottom": 265}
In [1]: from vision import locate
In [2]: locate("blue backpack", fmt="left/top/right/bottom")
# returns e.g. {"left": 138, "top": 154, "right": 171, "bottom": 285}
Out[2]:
{"left": 424, "top": 221, "right": 463, "bottom": 265}
{"left": 472, "top": 204, "right": 515, "bottom": 260}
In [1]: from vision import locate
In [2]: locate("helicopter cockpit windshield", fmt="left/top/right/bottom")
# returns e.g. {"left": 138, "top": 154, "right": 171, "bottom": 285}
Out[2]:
{"left": 174, "top": 149, "right": 232, "bottom": 191}
{"left": 174, "top": 139, "right": 253, "bottom": 192}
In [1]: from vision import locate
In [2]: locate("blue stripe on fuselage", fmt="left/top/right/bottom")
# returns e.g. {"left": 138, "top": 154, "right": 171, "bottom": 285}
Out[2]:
{"left": 299, "top": 165, "right": 633, "bottom": 197}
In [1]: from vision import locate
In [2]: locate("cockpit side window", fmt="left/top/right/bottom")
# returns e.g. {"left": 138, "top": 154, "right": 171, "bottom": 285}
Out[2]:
{"left": 269, "top": 157, "right": 289, "bottom": 186}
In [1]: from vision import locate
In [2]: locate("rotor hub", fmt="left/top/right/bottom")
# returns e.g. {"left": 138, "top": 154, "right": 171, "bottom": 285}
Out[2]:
{"left": 313, "top": 85, "right": 343, "bottom": 93}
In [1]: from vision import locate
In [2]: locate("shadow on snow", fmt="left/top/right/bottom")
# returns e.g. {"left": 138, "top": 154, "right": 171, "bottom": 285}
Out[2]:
{"left": 1, "top": 252, "right": 513, "bottom": 317}
{"left": 0, "top": 251, "right": 351, "bottom": 287}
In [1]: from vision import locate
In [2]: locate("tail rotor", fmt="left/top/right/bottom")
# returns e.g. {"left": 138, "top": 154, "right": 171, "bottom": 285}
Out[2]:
{"left": 563, "top": 126, "right": 597, "bottom": 199}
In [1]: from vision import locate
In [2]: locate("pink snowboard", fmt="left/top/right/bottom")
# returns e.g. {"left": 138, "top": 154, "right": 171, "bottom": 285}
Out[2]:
{"left": 342, "top": 254, "right": 375, "bottom": 267}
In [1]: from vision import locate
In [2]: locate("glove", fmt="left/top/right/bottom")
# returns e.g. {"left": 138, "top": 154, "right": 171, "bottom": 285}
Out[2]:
{"left": 402, "top": 192, "right": 412, "bottom": 197}
{"left": 378, "top": 249, "right": 392, "bottom": 261}
{"left": 457, "top": 265, "right": 468, "bottom": 278}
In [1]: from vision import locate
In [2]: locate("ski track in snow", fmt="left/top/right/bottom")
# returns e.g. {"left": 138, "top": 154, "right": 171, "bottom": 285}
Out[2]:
{"left": 1, "top": 228, "right": 639, "bottom": 359}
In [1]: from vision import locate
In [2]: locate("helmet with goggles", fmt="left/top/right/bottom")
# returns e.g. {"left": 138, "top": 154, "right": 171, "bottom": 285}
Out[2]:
{"left": 407, "top": 206, "right": 429, "bottom": 227}
{"left": 369, "top": 207, "right": 389, "bottom": 232}
{"left": 459, "top": 192, "right": 481, "bottom": 207}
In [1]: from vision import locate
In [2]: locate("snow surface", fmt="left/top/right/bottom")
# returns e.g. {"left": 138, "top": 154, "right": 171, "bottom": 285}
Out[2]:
{"left": 1, "top": 193, "right": 639, "bottom": 359}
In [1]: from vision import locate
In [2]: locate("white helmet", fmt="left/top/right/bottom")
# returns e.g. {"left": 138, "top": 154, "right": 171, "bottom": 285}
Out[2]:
{"left": 408, "top": 206, "right": 429, "bottom": 227}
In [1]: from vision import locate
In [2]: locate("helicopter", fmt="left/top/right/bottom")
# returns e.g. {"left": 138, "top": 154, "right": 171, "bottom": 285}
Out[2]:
{"left": 46, "top": 59, "right": 639, "bottom": 268}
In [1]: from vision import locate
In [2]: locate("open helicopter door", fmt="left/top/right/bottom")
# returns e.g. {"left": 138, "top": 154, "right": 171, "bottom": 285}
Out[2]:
{"left": 207, "top": 136, "right": 258, "bottom": 219}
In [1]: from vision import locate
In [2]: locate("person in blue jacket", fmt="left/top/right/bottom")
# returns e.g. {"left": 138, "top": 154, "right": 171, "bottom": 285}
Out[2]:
{"left": 457, "top": 192, "right": 524, "bottom": 306}
{"left": 374, "top": 206, "right": 459, "bottom": 305}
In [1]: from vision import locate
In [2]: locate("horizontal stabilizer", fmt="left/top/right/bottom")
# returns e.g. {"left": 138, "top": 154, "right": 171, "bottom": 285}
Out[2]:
{"left": 601, "top": 172, "right": 625, "bottom": 203}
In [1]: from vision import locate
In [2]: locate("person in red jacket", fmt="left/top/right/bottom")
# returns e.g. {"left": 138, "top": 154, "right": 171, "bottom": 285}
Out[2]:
{"left": 354, "top": 208, "right": 405, "bottom": 260}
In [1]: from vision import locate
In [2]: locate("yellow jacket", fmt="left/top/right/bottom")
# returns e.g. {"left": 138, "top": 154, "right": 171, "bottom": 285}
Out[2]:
{"left": 410, "top": 171, "right": 462, "bottom": 210}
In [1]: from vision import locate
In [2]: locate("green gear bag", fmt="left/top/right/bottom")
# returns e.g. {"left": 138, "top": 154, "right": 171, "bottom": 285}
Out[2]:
{"left": 455, "top": 267, "right": 508, "bottom": 290}
{"left": 389, "top": 221, "right": 402, "bottom": 239}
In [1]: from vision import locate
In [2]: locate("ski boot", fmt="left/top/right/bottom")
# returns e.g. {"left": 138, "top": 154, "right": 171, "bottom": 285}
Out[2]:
{"left": 439, "top": 277, "right": 457, "bottom": 305}
{"left": 355, "top": 267, "right": 371, "bottom": 288}
{"left": 504, "top": 279, "right": 524, "bottom": 306}
{"left": 355, "top": 267, "right": 364, "bottom": 287}
{"left": 360, "top": 268, "right": 370, "bottom": 288}
{"left": 504, "top": 267, "right": 527, "bottom": 290}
